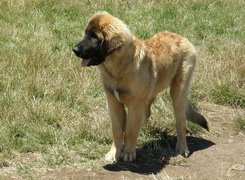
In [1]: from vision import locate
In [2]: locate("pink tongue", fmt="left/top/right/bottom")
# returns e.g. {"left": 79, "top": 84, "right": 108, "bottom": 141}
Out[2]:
{"left": 81, "top": 59, "right": 90, "bottom": 67}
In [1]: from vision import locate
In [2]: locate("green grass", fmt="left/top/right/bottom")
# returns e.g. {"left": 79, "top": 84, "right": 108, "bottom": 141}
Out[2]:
{"left": 0, "top": 0, "right": 245, "bottom": 177}
{"left": 233, "top": 115, "right": 245, "bottom": 133}
{"left": 17, "top": 163, "right": 33, "bottom": 179}
{"left": 210, "top": 85, "right": 245, "bottom": 108}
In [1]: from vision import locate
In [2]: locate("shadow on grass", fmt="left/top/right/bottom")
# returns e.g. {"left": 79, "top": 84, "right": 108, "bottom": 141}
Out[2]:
{"left": 103, "top": 128, "right": 215, "bottom": 175}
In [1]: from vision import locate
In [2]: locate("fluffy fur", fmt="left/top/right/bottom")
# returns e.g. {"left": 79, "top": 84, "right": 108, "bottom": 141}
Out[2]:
{"left": 72, "top": 11, "right": 208, "bottom": 162}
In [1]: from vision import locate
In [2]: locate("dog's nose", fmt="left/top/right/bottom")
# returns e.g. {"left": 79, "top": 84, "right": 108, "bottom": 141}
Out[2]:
{"left": 72, "top": 46, "right": 79, "bottom": 54}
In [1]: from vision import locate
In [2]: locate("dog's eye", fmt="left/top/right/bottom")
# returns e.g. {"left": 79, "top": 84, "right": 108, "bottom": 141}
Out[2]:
{"left": 90, "top": 31, "right": 98, "bottom": 39}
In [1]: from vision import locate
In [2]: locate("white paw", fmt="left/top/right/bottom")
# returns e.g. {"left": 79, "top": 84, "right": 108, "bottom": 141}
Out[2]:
{"left": 105, "top": 149, "right": 121, "bottom": 163}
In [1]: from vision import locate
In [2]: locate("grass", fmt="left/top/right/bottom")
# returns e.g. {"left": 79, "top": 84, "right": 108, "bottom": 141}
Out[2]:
{"left": 210, "top": 85, "right": 245, "bottom": 108}
{"left": 0, "top": 0, "right": 244, "bottom": 178}
{"left": 233, "top": 115, "right": 245, "bottom": 133}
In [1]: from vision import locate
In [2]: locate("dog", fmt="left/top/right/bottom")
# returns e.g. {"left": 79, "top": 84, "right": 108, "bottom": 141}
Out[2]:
{"left": 72, "top": 11, "right": 208, "bottom": 162}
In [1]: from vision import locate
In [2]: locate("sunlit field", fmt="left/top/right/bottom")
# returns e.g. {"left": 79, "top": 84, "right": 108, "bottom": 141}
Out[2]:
{"left": 0, "top": 0, "right": 244, "bottom": 178}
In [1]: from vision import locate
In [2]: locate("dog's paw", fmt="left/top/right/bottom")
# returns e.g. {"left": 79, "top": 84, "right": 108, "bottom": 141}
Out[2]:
{"left": 175, "top": 143, "right": 190, "bottom": 158}
{"left": 105, "top": 149, "right": 121, "bottom": 163}
{"left": 122, "top": 149, "right": 136, "bottom": 162}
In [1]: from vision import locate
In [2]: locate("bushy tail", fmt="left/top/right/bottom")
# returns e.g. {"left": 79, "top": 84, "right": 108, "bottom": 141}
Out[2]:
{"left": 186, "top": 103, "right": 209, "bottom": 131}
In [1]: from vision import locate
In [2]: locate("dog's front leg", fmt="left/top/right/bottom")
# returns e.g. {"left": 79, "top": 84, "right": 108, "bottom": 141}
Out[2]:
{"left": 123, "top": 101, "right": 145, "bottom": 161}
{"left": 104, "top": 91, "right": 126, "bottom": 162}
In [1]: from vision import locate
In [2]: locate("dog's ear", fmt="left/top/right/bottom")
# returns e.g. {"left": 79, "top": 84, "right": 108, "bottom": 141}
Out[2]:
{"left": 106, "top": 36, "right": 123, "bottom": 54}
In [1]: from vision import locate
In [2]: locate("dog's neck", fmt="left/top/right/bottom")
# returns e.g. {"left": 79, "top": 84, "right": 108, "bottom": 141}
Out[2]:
{"left": 99, "top": 36, "right": 145, "bottom": 81}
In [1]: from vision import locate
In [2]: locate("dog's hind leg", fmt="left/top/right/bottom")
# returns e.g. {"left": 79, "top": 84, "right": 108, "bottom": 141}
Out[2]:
{"left": 170, "top": 53, "right": 196, "bottom": 157}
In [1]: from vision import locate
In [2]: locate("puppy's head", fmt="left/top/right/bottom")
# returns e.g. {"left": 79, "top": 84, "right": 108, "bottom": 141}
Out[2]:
{"left": 72, "top": 12, "right": 132, "bottom": 67}
{"left": 72, "top": 28, "right": 107, "bottom": 67}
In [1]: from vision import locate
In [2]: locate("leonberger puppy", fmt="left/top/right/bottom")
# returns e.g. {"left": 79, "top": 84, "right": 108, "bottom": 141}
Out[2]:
{"left": 72, "top": 12, "right": 208, "bottom": 162}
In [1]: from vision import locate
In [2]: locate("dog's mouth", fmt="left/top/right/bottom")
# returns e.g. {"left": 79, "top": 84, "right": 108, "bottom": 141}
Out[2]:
{"left": 81, "top": 58, "right": 91, "bottom": 67}
{"left": 72, "top": 47, "right": 104, "bottom": 67}
{"left": 80, "top": 57, "right": 101, "bottom": 67}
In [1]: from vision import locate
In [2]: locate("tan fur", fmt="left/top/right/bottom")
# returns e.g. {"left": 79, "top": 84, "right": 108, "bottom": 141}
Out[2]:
{"left": 85, "top": 12, "right": 208, "bottom": 162}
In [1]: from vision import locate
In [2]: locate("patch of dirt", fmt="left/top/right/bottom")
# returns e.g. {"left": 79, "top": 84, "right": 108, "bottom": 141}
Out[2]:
{"left": 1, "top": 102, "right": 245, "bottom": 179}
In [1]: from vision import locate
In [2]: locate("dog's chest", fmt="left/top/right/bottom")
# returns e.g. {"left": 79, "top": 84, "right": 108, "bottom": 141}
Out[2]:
{"left": 113, "top": 89, "right": 120, "bottom": 102}
{"left": 99, "top": 68, "right": 131, "bottom": 104}
{"left": 112, "top": 87, "right": 130, "bottom": 104}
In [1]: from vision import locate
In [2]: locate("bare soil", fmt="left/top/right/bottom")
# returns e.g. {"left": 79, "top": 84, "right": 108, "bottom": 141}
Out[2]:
{"left": 1, "top": 102, "right": 245, "bottom": 179}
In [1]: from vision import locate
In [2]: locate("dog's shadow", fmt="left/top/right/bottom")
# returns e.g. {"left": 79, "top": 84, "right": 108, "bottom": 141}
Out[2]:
{"left": 103, "top": 128, "right": 215, "bottom": 175}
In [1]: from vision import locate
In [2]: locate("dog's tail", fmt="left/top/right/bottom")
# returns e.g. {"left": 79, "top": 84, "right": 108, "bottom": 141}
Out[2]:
{"left": 186, "top": 103, "right": 209, "bottom": 131}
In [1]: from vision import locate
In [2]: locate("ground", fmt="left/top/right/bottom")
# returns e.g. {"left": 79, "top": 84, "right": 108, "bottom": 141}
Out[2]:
{"left": 1, "top": 102, "right": 244, "bottom": 179}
